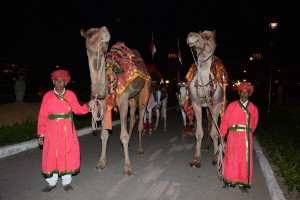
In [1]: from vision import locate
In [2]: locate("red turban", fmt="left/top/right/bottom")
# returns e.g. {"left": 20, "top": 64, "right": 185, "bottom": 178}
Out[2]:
{"left": 238, "top": 81, "right": 254, "bottom": 95}
{"left": 51, "top": 70, "right": 71, "bottom": 84}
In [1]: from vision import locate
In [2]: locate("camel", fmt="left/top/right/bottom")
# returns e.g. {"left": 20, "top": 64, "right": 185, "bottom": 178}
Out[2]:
{"left": 186, "top": 30, "right": 228, "bottom": 167}
{"left": 81, "top": 26, "right": 151, "bottom": 176}
{"left": 143, "top": 86, "right": 168, "bottom": 135}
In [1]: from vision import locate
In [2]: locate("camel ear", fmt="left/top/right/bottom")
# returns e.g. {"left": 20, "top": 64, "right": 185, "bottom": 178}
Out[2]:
{"left": 80, "top": 29, "right": 87, "bottom": 38}
{"left": 212, "top": 30, "right": 216, "bottom": 38}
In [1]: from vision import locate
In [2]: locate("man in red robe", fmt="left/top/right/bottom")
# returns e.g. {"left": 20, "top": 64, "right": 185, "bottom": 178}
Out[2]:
{"left": 220, "top": 81, "right": 259, "bottom": 193}
{"left": 37, "top": 70, "right": 92, "bottom": 192}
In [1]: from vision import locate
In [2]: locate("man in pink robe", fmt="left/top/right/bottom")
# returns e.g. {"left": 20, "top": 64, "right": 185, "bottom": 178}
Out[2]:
{"left": 219, "top": 81, "right": 259, "bottom": 193}
{"left": 37, "top": 70, "right": 92, "bottom": 192}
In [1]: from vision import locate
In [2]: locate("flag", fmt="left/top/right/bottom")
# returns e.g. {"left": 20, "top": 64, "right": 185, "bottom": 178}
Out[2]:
{"left": 150, "top": 31, "right": 156, "bottom": 59}
{"left": 178, "top": 37, "right": 182, "bottom": 66}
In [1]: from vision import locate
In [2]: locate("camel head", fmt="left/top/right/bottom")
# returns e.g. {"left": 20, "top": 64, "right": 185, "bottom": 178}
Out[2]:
{"left": 81, "top": 26, "right": 111, "bottom": 99}
{"left": 187, "top": 30, "right": 217, "bottom": 61}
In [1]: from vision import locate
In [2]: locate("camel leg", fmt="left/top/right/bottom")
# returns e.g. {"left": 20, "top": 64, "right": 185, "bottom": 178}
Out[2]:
{"left": 96, "top": 120, "right": 109, "bottom": 171}
{"left": 137, "top": 101, "right": 147, "bottom": 156}
{"left": 203, "top": 108, "right": 212, "bottom": 150}
{"left": 153, "top": 107, "right": 159, "bottom": 131}
{"left": 143, "top": 113, "right": 147, "bottom": 135}
{"left": 162, "top": 99, "right": 167, "bottom": 131}
{"left": 189, "top": 103, "right": 203, "bottom": 168}
{"left": 181, "top": 107, "right": 187, "bottom": 135}
{"left": 148, "top": 108, "right": 153, "bottom": 135}
{"left": 128, "top": 99, "right": 137, "bottom": 140}
{"left": 181, "top": 107, "right": 187, "bottom": 126}
{"left": 118, "top": 96, "right": 133, "bottom": 176}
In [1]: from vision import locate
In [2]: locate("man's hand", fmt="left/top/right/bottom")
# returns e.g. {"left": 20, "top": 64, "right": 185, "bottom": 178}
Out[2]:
{"left": 88, "top": 99, "right": 101, "bottom": 111}
{"left": 38, "top": 137, "right": 44, "bottom": 146}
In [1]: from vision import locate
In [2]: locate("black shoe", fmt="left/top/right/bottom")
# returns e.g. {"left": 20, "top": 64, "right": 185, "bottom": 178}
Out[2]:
{"left": 64, "top": 184, "right": 73, "bottom": 191}
{"left": 222, "top": 184, "right": 230, "bottom": 190}
{"left": 42, "top": 185, "right": 56, "bottom": 192}
{"left": 239, "top": 185, "right": 249, "bottom": 193}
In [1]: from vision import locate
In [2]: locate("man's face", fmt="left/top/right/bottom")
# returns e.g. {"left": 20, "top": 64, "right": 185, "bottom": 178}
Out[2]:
{"left": 238, "top": 89, "right": 251, "bottom": 103}
{"left": 53, "top": 78, "right": 66, "bottom": 90}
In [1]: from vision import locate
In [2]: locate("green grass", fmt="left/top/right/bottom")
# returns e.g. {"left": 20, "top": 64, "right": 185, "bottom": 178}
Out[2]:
{"left": 256, "top": 102, "right": 300, "bottom": 194}
{"left": 0, "top": 117, "right": 38, "bottom": 147}
{"left": 0, "top": 116, "right": 92, "bottom": 147}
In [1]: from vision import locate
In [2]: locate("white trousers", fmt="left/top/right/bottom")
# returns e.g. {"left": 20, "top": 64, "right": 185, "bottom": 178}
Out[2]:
{"left": 45, "top": 173, "right": 72, "bottom": 186}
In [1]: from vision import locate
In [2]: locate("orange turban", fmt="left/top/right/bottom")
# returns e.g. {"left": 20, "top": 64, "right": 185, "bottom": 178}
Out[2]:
{"left": 51, "top": 70, "right": 71, "bottom": 84}
{"left": 238, "top": 81, "right": 254, "bottom": 95}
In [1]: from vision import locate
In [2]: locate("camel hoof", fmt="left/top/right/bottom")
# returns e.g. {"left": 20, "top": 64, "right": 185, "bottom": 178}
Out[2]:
{"left": 123, "top": 170, "right": 134, "bottom": 176}
{"left": 163, "top": 128, "right": 167, "bottom": 131}
{"left": 212, "top": 154, "right": 218, "bottom": 165}
{"left": 96, "top": 160, "right": 106, "bottom": 171}
{"left": 96, "top": 165, "right": 104, "bottom": 171}
{"left": 195, "top": 163, "right": 201, "bottom": 168}
{"left": 189, "top": 162, "right": 201, "bottom": 168}
{"left": 137, "top": 149, "right": 144, "bottom": 156}
{"left": 123, "top": 165, "right": 134, "bottom": 176}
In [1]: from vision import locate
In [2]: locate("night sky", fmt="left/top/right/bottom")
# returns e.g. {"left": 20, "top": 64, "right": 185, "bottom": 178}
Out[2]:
{"left": 0, "top": 0, "right": 299, "bottom": 84}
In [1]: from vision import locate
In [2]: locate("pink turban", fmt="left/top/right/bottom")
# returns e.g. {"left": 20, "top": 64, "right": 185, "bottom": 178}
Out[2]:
{"left": 51, "top": 70, "right": 71, "bottom": 84}
{"left": 238, "top": 81, "right": 254, "bottom": 95}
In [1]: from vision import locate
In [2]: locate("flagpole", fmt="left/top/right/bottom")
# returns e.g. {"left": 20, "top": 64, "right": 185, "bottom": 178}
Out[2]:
{"left": 177, "top": 37, "right": 182, "bottom": 85}
{"left": 177, "top": 37, "right": 179, "bottom": 96}
{"left": 152, "top": 31, "right": 153, "bottom": 61}
{"left": 151, "top": 31, "right": 155, "bottom": 62}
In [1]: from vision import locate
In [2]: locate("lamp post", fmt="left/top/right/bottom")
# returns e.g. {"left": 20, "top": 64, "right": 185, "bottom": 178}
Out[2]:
{"left": 264, "top": 15, "right": 278, "bottom": 130}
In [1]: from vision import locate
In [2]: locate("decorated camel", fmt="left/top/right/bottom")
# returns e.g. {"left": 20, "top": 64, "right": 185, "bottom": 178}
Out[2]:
{"left": 81, "top": 26, "right": 151, "bottom": 176}
{"left": 143, "top": 84, "right": 168, "bottom": 135}
{"left": 186, "top": 30, "right": 228, "bottom": 167}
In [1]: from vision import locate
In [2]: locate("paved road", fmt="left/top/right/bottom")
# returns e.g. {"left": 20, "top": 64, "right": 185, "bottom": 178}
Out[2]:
{"left": 0, "top": 109, "right": 272, "bottom": 200}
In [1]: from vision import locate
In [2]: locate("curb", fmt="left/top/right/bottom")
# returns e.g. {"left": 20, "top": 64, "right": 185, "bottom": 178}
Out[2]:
{"left": 253, "top": 136, "right": 286, "bottom": 200}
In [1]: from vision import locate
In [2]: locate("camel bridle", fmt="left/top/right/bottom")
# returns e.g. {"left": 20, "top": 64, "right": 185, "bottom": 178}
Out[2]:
{"left": 89, "top": 31, "right": 110, "bottom": 130}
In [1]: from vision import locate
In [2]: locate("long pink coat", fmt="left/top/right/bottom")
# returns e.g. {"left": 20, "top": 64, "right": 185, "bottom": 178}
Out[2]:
{"left": 37, "top": 90, "right": 89, "bottom": 178}
{"left": 219, "top": 100, "right": 259, "bottom": 187}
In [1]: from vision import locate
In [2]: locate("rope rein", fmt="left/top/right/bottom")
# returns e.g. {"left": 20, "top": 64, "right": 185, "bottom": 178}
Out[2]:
{"left": 217, "top": 141, "right": 225, "bottom": 180}
{"left": 89, "top": 98, "right": 104, "bottom": 130}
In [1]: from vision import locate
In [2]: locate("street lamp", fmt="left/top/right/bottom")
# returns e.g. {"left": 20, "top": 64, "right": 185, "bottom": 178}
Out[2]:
{"left": 264, "top": 15, "right": 278, "bottom": 130}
